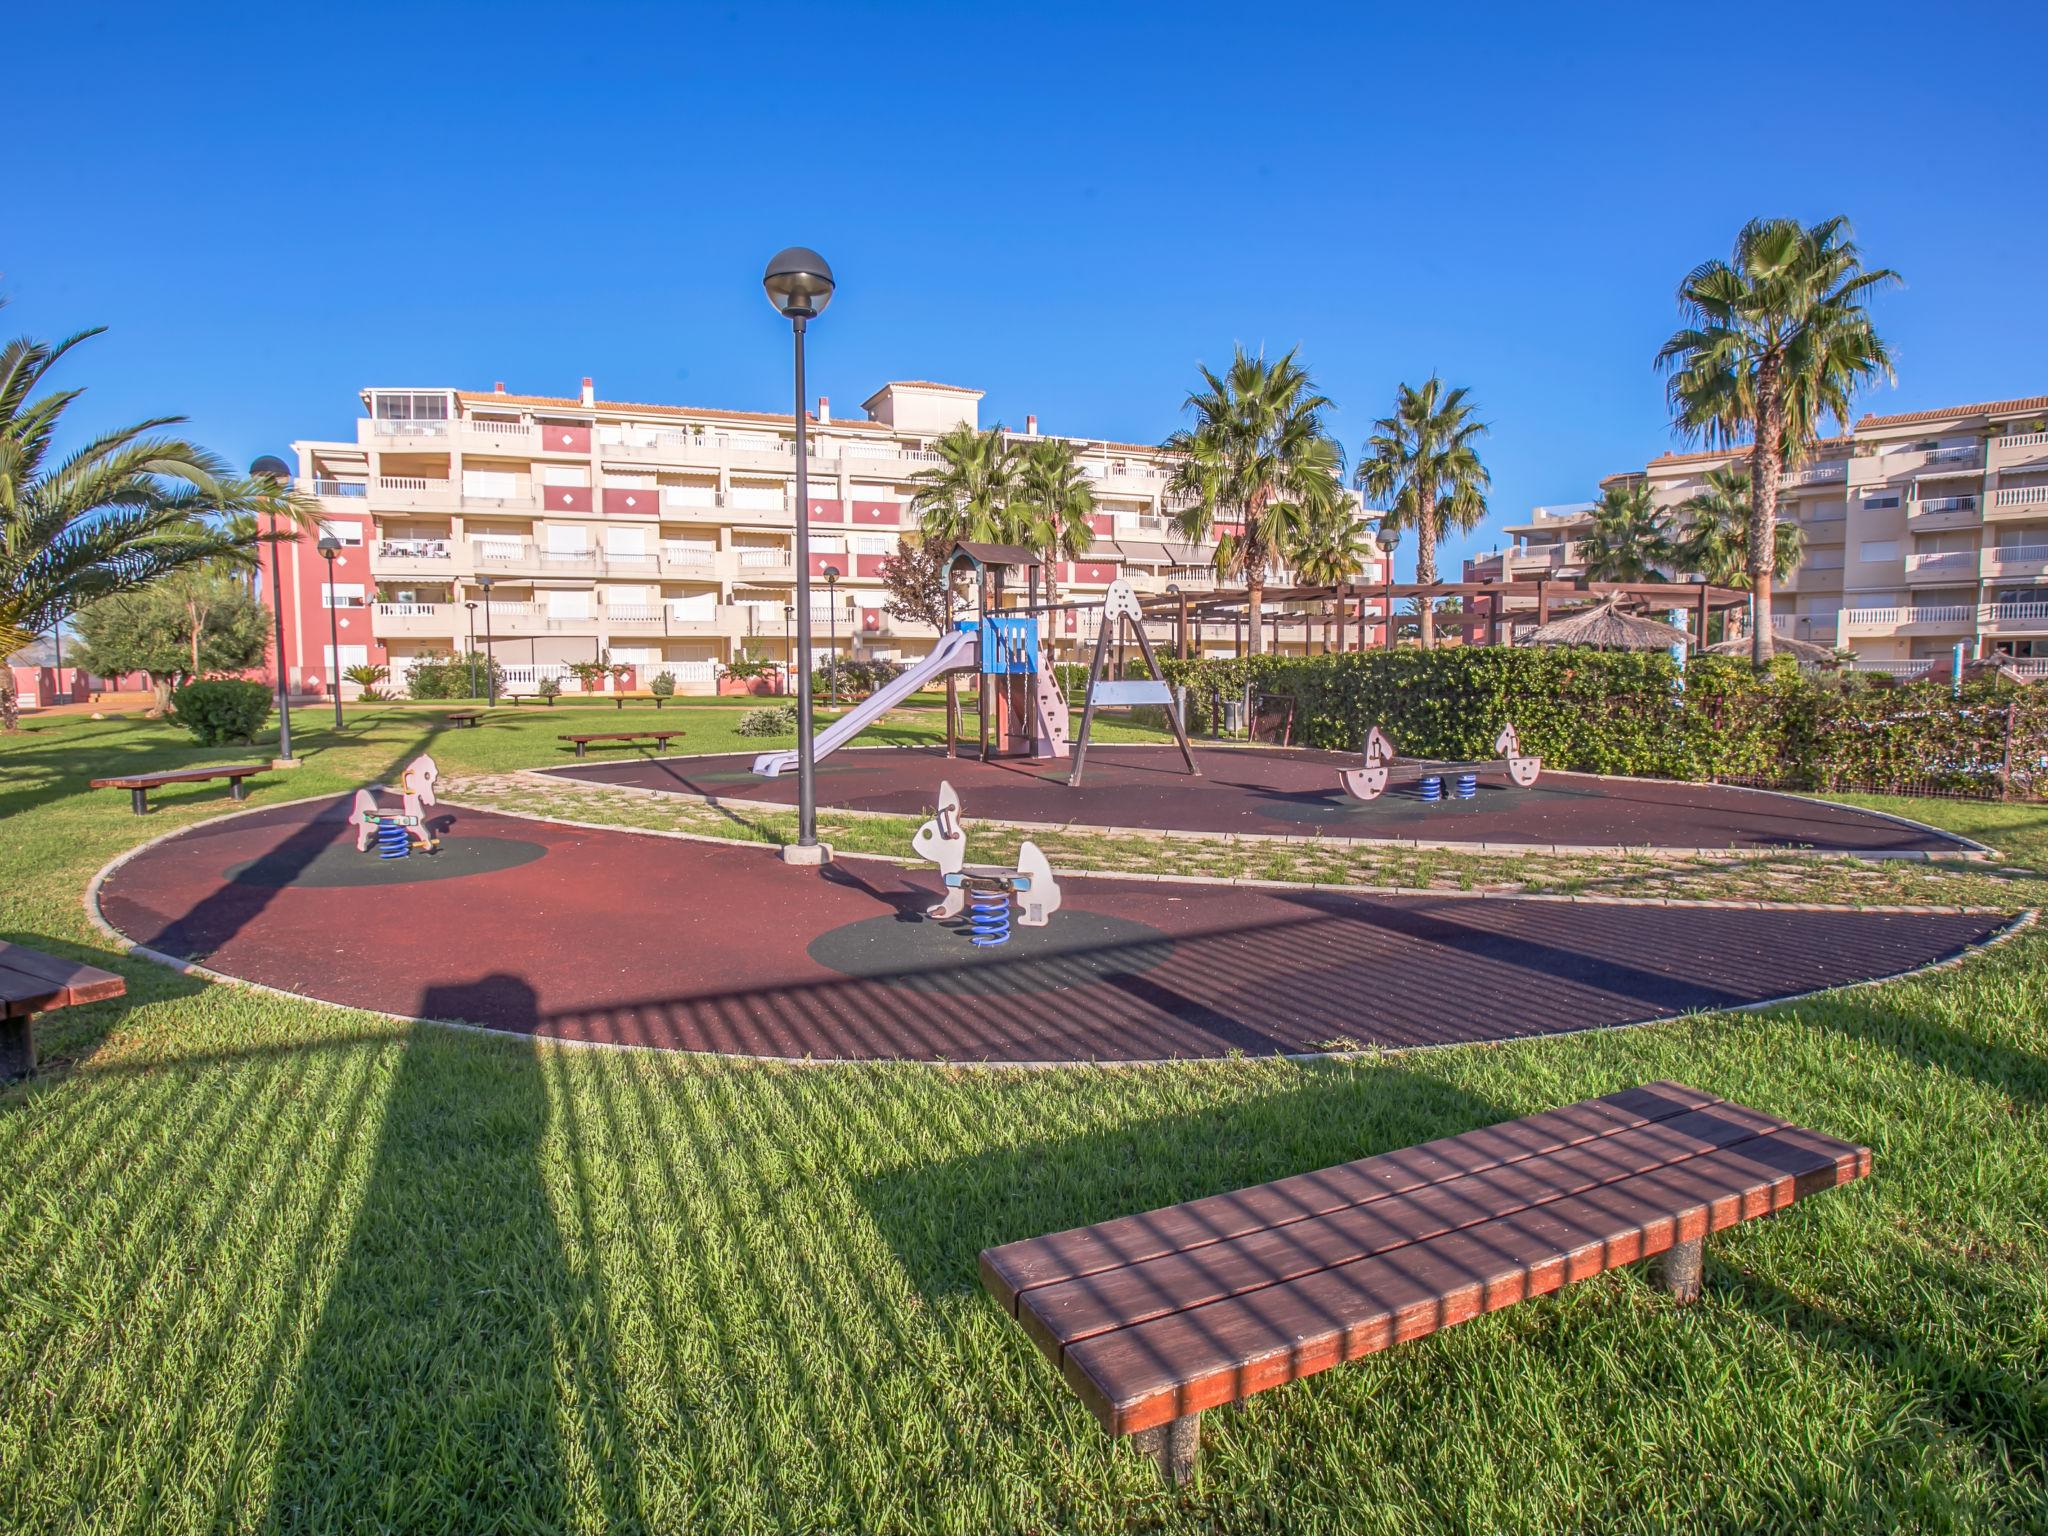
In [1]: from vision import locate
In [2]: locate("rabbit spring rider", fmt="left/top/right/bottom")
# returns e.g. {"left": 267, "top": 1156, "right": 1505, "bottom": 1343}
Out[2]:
{"left": 1338, "top": 724, "right": 1541, "bottom": 803}
{"left": 910, "top": 780, "right": 1062, "bottom": 946}
{"left": 350, "top": 754, "right": 441, "bottom": 858}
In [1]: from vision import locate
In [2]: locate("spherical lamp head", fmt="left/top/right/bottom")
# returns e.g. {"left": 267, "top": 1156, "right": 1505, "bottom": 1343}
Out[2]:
{"left": 249, "top": 454, "right": 293, "bottom": 483}
{"left": 762, "top": 247, "right": 835, "bottom": 320}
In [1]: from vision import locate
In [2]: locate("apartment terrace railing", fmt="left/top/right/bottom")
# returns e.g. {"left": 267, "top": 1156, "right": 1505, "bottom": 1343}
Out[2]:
{"left": 1843, "top": 605, "right": 1977, "bottom": 633}
{"left": 1924, "top": 445, "right": 1983, "bottom": 467}
{"left": 1987, "top": 545, "right": 2048, "bottom": 573}
{"left": 2000, "top": 432, "right": 2048, "bottom": 450}
{"left": 1903, "top": 551, "right": 1978, "bottom": 577}
{"left": 1782, "top": 462, "right": 1848, "bottom": 486}
{"left": 309, "top": 478, "right": 367, "bottom": 498}
{"left": 1994, "top": 486, "right": 2048, "bottom": 509}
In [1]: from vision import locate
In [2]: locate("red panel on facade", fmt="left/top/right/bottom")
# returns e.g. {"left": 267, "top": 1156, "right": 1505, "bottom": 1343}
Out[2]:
{"left": 1069, "top": 562, "right": 1118, "bottom": 585}
{"left": 861, "top": 608, "right": 882, "bottom": 633}
{"left": 808, "top": 552, "right": 851, "bottom": 580}
{"left": 602, "top": 487, "right": 657, "bottom": 516}
{"left": 850, "top": 500, "right": 900, "bottom": 525}
{"left": 807, "top": 498, "right": 844, "bottom": 522}
{"left": 547, "top": 485, "right": 592, "bottom": 513}
{"left": 540, "top": 422, "right": 591, "bottom": 454}
{"left": 854, "top": 553, "right": 888, "bottom": 578}
{"left": 1089, "top": 513, "right": 1114, "bottom": 534}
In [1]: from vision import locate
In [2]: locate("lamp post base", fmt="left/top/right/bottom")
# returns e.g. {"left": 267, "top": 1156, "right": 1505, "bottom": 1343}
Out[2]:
{"left": 781, "top": 842, "right": 834, "bottom": 867}
{"left": 270, "top": 757, "right": 303, "bottom": 770}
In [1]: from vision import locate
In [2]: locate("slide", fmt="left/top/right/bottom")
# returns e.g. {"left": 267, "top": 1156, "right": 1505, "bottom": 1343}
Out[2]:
{"left": 752, "top": 627, "right": 980, "bottom": 778}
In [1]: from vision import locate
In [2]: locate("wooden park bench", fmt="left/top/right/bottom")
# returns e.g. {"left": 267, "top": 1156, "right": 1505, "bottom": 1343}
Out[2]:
{"left": 981, "top": 1081, "right": 1869, "bottom": 1484}
{"left": 444, "top": 710, "right": 484, "bottom": 728}
{"left": 91, "top": 764, "right": 266, "bottom": 815}
{"left": 1, "top": 941, "right": 126, "bottom": 1077}
{"left": 558, "top": 730, "right": 684, "bottom": 759}
{"left": 606, "top": 692, "right": 670, "bottom": 710}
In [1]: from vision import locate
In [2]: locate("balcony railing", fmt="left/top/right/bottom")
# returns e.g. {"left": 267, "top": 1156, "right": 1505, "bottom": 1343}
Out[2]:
{"left": 1924, "top": 445, "right": 1982, "bottom": 467}
{"left": 377, "top": 539, "right": 454, "bottom": 562}
{"left": 1781, "top": 462, "right": 1847, "bottom": 486}
{"left": 1842, "top": 605, "right": 1975, "bottom": 632}
{"left": 1994, "top": 485, "right": 2048, "bottom": 508}
{"left": 368, "top": 418, "right": 451, "bottom": 440}
{"left": 737, "top": 545, "right": 793, "bottom": 568}
{"left": 1987, "top": 544, "right": 2048, "bottom": 571}
{"left": 309, "top": 477, "right": 367, "bottom": 498}
{"left": 1999, "top": 432, "right": 2048, "bottom": 450}
{"left": 1903, "top": 550, "right": 1977, "bottom": 577}
{"left": 1986, "top": 601, "right": 2048, "bottom": 627}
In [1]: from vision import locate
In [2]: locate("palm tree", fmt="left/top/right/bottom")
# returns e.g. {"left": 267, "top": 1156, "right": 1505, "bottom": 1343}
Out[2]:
{"left": 1355, "top": 378, "right": 1490, "bottom": 648}
{"left": 1671, "top": 464, "right": 1804, "bottom": 638}
{"left": 1009, "top": 435, "right": 1096, "bottom": 609}
{"left": 1162, "top": 347, "right": 1345, "bottom": 654}
{"left": 909, "top": 424, "right": 1020, "bottom": 549}
{"left": 1289, "top": 506, "right": 1375, "bottom": 651}
{"left": 1656, "top": 216, "right": 1898, "bottom": 664}
{"left": 1578, "top": 481, "right": 1675, "bottom": 583}
{"left": 1, "top": 327, "right": 307, "bottom": 731}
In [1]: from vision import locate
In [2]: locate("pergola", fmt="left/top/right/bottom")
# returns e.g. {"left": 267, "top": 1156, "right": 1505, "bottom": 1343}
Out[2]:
{"left": 1134, "top": 578, "right": 1755, "bottom": 659}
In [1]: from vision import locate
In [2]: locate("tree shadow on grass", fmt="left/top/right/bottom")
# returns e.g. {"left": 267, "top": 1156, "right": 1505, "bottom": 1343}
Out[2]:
{"left": 859, "top": 1063, "right": 1510, "bottom": 1303}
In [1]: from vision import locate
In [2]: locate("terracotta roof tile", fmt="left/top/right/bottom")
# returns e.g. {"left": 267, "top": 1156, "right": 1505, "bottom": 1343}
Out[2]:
{"left": 1646, "top": 435, "right": 1851, "bottom": 470}
{"left": 1856, "top": 393, "right": 2048, "bottom": 428}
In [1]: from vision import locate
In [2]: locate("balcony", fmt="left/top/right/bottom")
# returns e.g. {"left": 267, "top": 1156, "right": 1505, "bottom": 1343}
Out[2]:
{"left": 1990, "top": 484, "right": 2048, "bottom": 518}
{"left": 1983, "top": 601, "right": 2048, "bottom": 636}
{"left": 1985, "top": 544, "right": 2048, "bottom": 580}
{"left": 458, "top": 420, "right": 539, "bottom": 452}
{"left": 374, "top": 538, "right": 460, "bottom": 576}
{"left": 1904, "top": 499, "right": 1980, "bottom": 532}
{"left": 371, "top": 602, "right": 457, "bottom": 639}
{"left": 1780, "top": 462, "right": 1847, "bottom": 487}
{"left": 476, "top": 602, "right": 587, "bottom": 638}
{"left": 374, "top": 475, "right": 459, "bottom": 510}
{"left": 1842, "top": 605, "right": 1975, "bottom": 636}
{"left": 734, "top": 545, "right": 796, "bottom": 582}
{"left": 1992, "top": 431, "right": 2048, "bottom": 471}
{"left": 1903, "top": 550, "right": 1979, "bottom": 584}
{"left": 308, "top": 478, "right": 368, "bottom": 500}
{"left": 360, "top": 417, "right": 451, "bottom": 445}
{"left": 660, "top": 546, "right": 719, "bottom": 575}
{"left": 603, "top": 603, "right": 667, "bottom": 633}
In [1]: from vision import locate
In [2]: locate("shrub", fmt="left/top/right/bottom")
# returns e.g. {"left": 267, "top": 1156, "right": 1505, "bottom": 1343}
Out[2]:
{"left": 405, "top": 650, "right": 501, "bottom": 700}
{"left": 811, "top": 656, "right": 904, "bottom": 700}
{"left": 722, "top": 652, "right": 780, "bottom": 682}
{"left": 169, "top": 678, "right": 273, "bottom": 747}
{"left": 649, "top": 671, "right": 677, "bottom": 698}
{"left": 537, "top": 677, "right": 562, "bottom": 703}
{"left": 737, "top": 705, "right": 798, "bottom": 737}
{"left": 343, "top": 663, "right": 390, "bottom": 701}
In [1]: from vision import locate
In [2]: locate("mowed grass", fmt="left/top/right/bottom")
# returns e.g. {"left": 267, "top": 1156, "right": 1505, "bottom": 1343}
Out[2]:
{"left": 1, "top": 705, "right": 2045, "bottom": 1533}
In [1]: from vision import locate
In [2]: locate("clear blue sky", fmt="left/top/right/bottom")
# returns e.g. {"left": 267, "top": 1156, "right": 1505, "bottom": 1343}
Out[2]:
{"left": 10, "top": 0, "right": 2045, "bottom": 580}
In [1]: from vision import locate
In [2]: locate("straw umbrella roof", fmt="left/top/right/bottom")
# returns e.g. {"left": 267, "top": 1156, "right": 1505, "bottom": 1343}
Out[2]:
{"left": 1524, "top": 598, "right": 1693, "bottom": 651}
{"left": 1706, "top": 632, "right": 1842, "bottom": 665}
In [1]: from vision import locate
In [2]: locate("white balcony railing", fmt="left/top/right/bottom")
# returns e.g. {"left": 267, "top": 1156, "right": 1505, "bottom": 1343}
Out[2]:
{"left": 1987, "top": 545, "right": 2048, "bottom": 570}
{"left": 1987, "top": 602, "right": 2048, "bottom": 626}
{"left": 1994, "top": 485, "right": 2048, "bottom": 508}
{"left": 737, "top": 545, "right": 792, "bottom": 568}
{"left": 1843, "top": 605, "right": 1975, "bottom": 632}
{"left": 1903, "top": 551, "right": 1977, "bottom": 576}
{"left": 1781, "top": 462, "right": 1847, "bottom": 486}
{"left": 1915, "top": 495, "right": 1977, "bottom": 514}
{"left": 2000, "top": 432, "right": 2048, "bottom": 450}
{"left": 1924, "top": 445, "right": 1982, "bottom": 467}
{"left": 370, "top": 418, "right": 450, "bottom": 440}
{"left": 309, "top": 478, "right": 367, "bottom": 498}
{"left": 377, "top": 539, "right": 454, "bottom": 562}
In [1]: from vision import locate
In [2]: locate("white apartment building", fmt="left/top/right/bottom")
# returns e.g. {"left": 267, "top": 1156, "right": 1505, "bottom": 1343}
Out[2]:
{"left": 1465, "top": 393, "right": 2048, "bottom": 667}
{"left": 279, "top": 377, "right": 1373, "bottom": 695}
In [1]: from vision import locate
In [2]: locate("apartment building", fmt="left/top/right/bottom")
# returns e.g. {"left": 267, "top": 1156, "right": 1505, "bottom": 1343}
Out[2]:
{"left": 1464, "top": 392, "right": 2048, "bottom": 668}
{"left": 275, "top": 377, "right": 1383, "bottom": 696}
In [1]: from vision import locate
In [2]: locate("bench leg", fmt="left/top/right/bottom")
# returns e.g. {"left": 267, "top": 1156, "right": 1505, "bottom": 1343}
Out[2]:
{"left": 1, "top": 1016, "right": 34, "bottom": 1078}
{"left": 1130, "top": 1412, "right": 1200, "bottom": 1486}
{"left": 1651, "top": 1236, "right": 1705, "bottom": 1303}
{"left": 230, "top": 778, "right": 249, "bottom": 801}
{"left": 131, "top": 787, "right": 149, "bottom": 815}
{"left": 576, "top": 742, "right": 587, "bottom": 758}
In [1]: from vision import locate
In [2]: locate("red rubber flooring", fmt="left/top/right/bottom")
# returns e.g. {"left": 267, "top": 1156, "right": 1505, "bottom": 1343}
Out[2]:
{"left": 93, "top": 799, "right": 2009, "bottom": 1063}
{"left": 542, "top": 745, "right": 1974, "bottom": 854}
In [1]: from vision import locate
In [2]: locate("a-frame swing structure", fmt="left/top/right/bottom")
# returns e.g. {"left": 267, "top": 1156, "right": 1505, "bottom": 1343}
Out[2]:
{"left": 1068, "top": 580, "right": 1200, "bottom": 786}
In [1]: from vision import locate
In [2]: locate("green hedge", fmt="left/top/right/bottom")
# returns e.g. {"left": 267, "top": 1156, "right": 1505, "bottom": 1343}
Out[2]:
{"left": 1154, "top": 649, "right": 2046, "bottom": 798}
{"left": 169, "top": 679, "right": 273, "bottom": 747}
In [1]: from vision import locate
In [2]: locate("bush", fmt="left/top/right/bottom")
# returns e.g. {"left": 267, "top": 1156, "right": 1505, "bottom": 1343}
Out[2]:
{"left": 169, "top": 678, "right": 273, "bottom": 747}
{"left": 811, "top": 656, "right": 905, "bottom": 700}
{"left": 737, "top": 705, "right": 799, "bottom": 737}
{"left": 406, "top": 650, "right": 502, "bottom": 700}
{"left": 649, "top": 671, "right": 677, "bottom": 698}
{"left": 537, "top": 677, "right": 562, "bottom": 703}
{"left": 343, "top": 663, "right": 390, "bottom": 701}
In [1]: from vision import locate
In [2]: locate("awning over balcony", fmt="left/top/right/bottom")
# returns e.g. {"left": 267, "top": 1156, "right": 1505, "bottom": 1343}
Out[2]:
{"left": 1114, "top": 539, "right": 1175, "bottom": 564}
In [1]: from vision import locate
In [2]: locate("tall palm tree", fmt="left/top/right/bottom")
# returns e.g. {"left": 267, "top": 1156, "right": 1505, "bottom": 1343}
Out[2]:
{"left": 1656, "top": 215, "right": 1897, "bottom": 664}
{"left": 1578, "top": 481, "right": 1675, "bottom": 583}
{"left": 1009, "top": 435, "right": 1096, "bottom": 609}
{"left": 1355, "top": 378, "right": 1490, "bottom": 648}
{"left": 1289, "top": 506, "right": 1374, "bottom": 651}
{"left": 909, "top": 424, "right": 1020, "bottom": 549}
{"left": 1162, "top": 347, "right": 1344, "bottom": 654}
{"left": 1671, "top": 464, "right": 1805, "bottom": 630}
{"left": 1, "top": 327, "right": 307, "bottom": 730}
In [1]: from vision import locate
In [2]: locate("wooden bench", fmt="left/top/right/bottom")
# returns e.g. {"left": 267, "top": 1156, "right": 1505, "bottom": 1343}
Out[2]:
{"left": 444, "top": 710, "right": 484, "bottom": 728}
{"left": 1, "top": 942, "right": 126, "bottom": 1077}
{"left": 607, "top": 693, "right": 669, "bottom": 710}
{"left": 981, "top": 1081, "right": 1869, "bottom": 1484}
{"left": 559, "top": 730, "right": 684, "bottom": 758}
{"left": 91, "top": 764, "right": 266, "bottom": 815}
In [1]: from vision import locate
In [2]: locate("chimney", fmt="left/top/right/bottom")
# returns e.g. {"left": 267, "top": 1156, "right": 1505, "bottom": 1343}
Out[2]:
{"left": 493, "top": 380, "right": 506, "bottom": 395}
{"left": 580, "top": 376, "right": 595, "bottom": 407}
{"left": 817, "top": 394, "right": 830, "bottom": 425}
{"left": 1026, "top": 414, "right": 1039, "bottom": 436}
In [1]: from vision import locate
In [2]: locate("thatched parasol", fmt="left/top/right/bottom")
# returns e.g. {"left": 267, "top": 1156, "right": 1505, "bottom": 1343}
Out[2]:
{"left": 1706, "top": 632, "right": 1842, "bottom": 665}
{"left": 1524, "top": 598, "right": 1693, "bottom": 651}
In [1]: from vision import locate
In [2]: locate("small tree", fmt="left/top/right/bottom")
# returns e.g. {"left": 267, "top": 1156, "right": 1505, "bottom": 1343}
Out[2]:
{"left": 343, "top": 662, "right": 390, "bottom": 700}
{"left": 878, "top": 536, "right": 963, "bottom": 631}
{"left": 71, "top": 568, "right": 270, "bottom": 714}
{"left": 565, "top": 650, "right": 615, "bottom": 694}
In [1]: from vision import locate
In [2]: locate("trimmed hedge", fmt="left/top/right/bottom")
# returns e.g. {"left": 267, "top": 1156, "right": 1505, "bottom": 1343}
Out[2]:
{"left": 169, "top": 679, "right": 273, "bottom": 747}
{"left": 1156, "top": 649, "right": 2047, "bottom": 798}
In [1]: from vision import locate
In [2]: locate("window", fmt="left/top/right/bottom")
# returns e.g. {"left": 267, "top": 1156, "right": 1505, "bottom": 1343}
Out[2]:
{"left": 540, "top": 466, "right": 589, "bottom": 487}
{"left": 319, "top": 584, "right": 366, "bottom": 607}
{"left": 546, "top": 590, "right": 591, "bottom": 620}
{"left": 606, "top": 527, "right": 648, "bottom": 555}
{"left": 316, "top": 520, "right": 365, "bottom": 546}
{"left": 464, "top": 470, "right": 518, "bottom": 499}
{"left": 369, "top": 392, "right": 450, "bottom": 435}
{"left": 1860, "top": 492, "right": 1901, "bottom": 510}
{"left": 1859, "top": 541, "right": 1900, "bottom": 563}
{"left": 322, "top": 644, "right": 370, "bottom": 671}
{"left": 545, "top": 526, "right": 589, "bottom": 553}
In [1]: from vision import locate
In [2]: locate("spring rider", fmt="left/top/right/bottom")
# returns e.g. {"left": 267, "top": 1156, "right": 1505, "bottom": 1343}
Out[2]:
{"left": 910, "top": 780, "right": 1062, "bottom": 946}
{"left": 350, "top": 754, "right": 442, "bottom": 858}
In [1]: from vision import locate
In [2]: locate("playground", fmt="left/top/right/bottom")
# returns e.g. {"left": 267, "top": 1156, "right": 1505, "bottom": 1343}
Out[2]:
{"left": 92, "top": 795, "right": 2011, "bottom": 1063}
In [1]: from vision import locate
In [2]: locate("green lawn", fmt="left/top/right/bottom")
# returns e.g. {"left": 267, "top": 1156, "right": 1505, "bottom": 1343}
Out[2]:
{"left": 2, "top": 705, "right": 2044, "bottom": 1533}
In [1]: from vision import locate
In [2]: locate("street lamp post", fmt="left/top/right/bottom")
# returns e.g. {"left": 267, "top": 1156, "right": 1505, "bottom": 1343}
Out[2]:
{"left": 763, "top": 246, "right": 835, "bottom": 860}
{"left": 783, "top": 602, "right": 793, "bottom": 679}
{"left": 478, "top": 576, "right": 497, "bottom": 706}
{"left": 250, "top": 455, "right": 299, "bottom": 765}
{"left": 316, "top": 535, "right": 344, "bottom": 729}
{"left": 464, "top": 601, "right": 479, "bottom": 697}
{"left": 821, "top": 565, "right": 841, "bottom": 706}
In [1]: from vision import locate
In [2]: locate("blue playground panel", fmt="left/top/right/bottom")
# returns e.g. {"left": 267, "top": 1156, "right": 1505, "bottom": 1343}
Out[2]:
{"left": 957, "top": 616, "right": 1039, "bottom": 676}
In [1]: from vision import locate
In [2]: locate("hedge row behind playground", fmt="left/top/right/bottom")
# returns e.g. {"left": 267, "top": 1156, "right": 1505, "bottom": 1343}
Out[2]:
{"left": 1151, "top": 649, "right": 2048, "bottom": 799}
